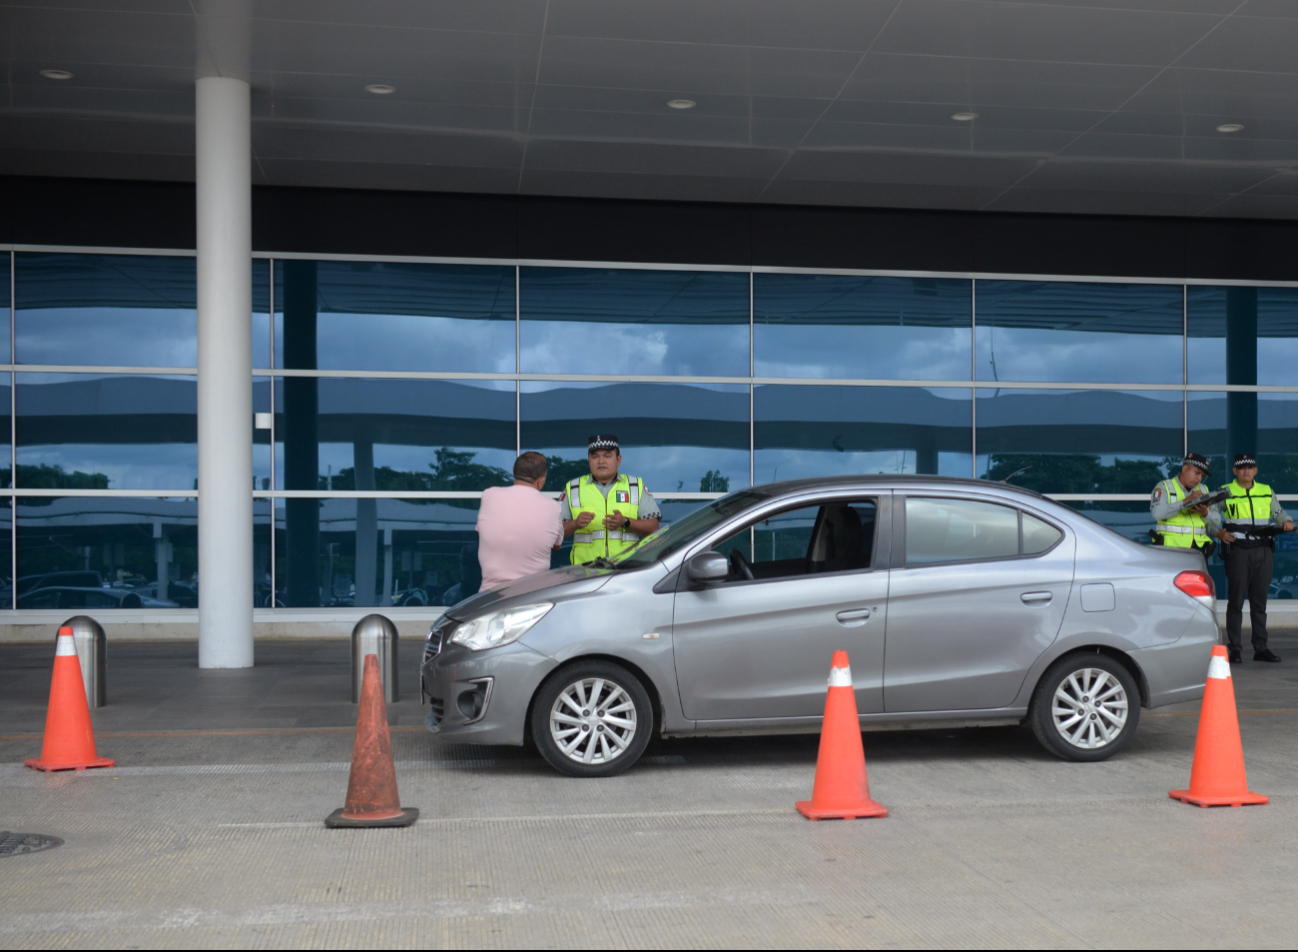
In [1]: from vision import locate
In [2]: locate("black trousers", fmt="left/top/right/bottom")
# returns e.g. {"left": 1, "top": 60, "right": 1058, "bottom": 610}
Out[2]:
{"left": 1223, "top": 544, "right": 1272, "bottom": 651}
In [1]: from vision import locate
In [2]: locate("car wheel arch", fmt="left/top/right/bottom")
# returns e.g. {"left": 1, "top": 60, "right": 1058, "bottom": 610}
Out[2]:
{"left": 1036, "top": 645, "right": 1150, "bottom": 709}
{"left": 524, "top": 653, "right": 664, "bottom": 746}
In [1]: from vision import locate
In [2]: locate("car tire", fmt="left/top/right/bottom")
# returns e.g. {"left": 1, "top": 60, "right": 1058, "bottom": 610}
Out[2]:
{"left": 531, "top": 661, "right": 653, "bottom": 778}
{"left": 1029, "top": 653, "right": 1141, "bottom": 762}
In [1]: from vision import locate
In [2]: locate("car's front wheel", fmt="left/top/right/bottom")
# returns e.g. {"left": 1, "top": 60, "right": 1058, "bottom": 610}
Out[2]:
{"left": 531, "top": 661, "right": 653, "bottom": 777}
{"left": 1029, "top": 653, "right": 1140, "bottom": 762}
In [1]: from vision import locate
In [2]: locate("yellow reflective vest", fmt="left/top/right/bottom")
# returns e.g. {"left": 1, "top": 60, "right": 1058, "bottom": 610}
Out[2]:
{"left": 1155, "top": 478, "right": 1208, "bottom": 548}
{"left": 1221, "top": 480, "right": 1275, "bottom": 531}
{"left": 567, "top": 473, "right": 644, "bottom": 564}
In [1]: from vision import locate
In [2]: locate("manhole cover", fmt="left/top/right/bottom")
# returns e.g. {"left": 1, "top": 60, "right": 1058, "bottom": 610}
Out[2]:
{"left": 0, "top": 831, "right": 64, "bottom": 856}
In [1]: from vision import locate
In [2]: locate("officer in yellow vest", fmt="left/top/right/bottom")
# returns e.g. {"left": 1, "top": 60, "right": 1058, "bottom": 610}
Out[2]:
{"left": 1207, "top": 453, "right": 1294, "bottom": 664}
{"left": 560, "top": 434, "right": 661, "bottom": 564}
{"left": 1149, "top": 453, "right": 1214, "bottom": 553}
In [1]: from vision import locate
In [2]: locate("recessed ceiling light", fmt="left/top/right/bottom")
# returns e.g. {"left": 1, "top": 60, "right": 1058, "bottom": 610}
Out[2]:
{"left": 950, "top": 111, "right": 979, "bottom": 122}
{"left": 39, "top": 69, "right": 73, "bottom": 80}
{"left": 1216, "top": 123, "right": 1244, "bottom": 133}
{"left": 364, "top": 84, "right": 396, "bottom": 95}
{"left": 667, "top": 99, "right": 696, "bottom": 110}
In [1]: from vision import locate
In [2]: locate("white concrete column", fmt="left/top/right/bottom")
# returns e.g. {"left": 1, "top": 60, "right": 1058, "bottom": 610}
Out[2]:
{"left": 196, "top": 74, "right": 253, "bottom": 668}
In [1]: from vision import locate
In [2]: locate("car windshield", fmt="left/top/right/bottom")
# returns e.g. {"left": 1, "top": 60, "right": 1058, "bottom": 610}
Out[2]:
{"left": 613, "top": 491, "right": 769, "bottom": 569}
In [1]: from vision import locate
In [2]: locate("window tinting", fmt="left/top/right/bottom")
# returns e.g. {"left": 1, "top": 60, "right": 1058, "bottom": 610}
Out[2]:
{"left": 15, "top": 253, "right": 197, "bottom": 367}
{"left": 1187, "top": 391, "right": 1298, "bottom": 494}
{"left": 16, "top": 374, "right": 196, "bottom": 490}
{"left": 520, "top": 381, "right": 749, "bottom": 493}
{"left": 276, "top": 260, "right": 516, "bottom": 373}
{"left": 276, "top": 377, "right": 517, "bottom": 492}
{"left": 905, "top": 497, "right": 1019, "bottom": 565}
{"left": 1187, "top": 286, "right": 1298, "bottom": 387}
{"left": 754, "top": 274, "right": 971, "bottom": 380}
{"left": 1022, "top": 512, "right": 1063, "bottom": 554}
{"left": 520, "top": 267, "right": 749, "bottom": 376}
{"left": 975, "top": 281, "right": 1184, "bottom": 384}
{"left": 276, "top": 498, "right": 479, "bottom": 608}
{"left": 754, "top": 385, "right": 971, "bottom": 482}
{"left": 16, "top": 496, "right": 198, "bottom": 608}
{"left": 976, "top": 389, "right": 1183, "bottom": 494}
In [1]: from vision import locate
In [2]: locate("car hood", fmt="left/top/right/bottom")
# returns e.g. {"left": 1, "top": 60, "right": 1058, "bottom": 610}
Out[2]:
{"left": 447, "top": 565, "right": 617, "bottom": 619}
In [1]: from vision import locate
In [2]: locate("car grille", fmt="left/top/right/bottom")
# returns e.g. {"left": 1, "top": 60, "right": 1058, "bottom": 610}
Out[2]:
{"left": 423, "top": 616, "right": 458, "bottom": 663}
{"left": 429, "top": 696, "right": 444, "bottom": 726}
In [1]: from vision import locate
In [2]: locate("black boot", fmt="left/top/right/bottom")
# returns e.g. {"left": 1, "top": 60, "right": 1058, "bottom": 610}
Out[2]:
{"left": 1228, "top": 647, "right": 1242, "bottom": 664}
{"left": 1254, "top": 648, "right": 1282, "bottom": 663}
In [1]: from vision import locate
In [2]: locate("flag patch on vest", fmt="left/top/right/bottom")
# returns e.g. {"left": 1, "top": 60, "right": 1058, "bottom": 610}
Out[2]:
{"left": 615, "top": 490, "right": 630, "bottom": 503}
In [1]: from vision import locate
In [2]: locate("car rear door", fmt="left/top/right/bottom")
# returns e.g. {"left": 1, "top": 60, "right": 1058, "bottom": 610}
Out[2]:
{"left": 884, "top": 495, "right": 1073, "bottom": 713}
{"left": 671, "top": 494, "right": 889, "bottom": 720}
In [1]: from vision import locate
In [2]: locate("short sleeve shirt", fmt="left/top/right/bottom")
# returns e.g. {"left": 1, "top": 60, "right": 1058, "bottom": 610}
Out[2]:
{"left": 476, "top": 485, "right": 564, "bottom": 591}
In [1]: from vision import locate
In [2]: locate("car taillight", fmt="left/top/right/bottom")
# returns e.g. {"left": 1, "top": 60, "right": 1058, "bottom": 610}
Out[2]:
{"left": 1174, "top": 570, "right": 1216, "bottom": 609}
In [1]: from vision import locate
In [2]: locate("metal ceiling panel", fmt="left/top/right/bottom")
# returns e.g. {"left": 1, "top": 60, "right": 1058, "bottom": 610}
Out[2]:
{"left": 3, "top": 0, "right": 1298, "bottom": 219}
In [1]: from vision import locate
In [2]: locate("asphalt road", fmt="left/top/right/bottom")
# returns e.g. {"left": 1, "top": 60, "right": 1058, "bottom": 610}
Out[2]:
{"left": 2, "top": 636, "right": 1297, "bottom": 949}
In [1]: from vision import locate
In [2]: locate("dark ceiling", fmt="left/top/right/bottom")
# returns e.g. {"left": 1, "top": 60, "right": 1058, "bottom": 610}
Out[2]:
{"left": 5, "top": 0, "right": 1298, "bottom": 218}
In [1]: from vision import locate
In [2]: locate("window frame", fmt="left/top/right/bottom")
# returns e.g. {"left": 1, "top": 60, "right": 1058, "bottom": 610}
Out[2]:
{"left": 897, "top": 494, "right": 1065, "bottom": 569}
{"left": 689, "top": 492, "right": 888, "bottom": 587}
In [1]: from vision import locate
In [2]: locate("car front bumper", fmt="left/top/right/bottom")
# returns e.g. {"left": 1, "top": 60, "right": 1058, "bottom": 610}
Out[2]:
{"left": 420, "top": 638, "right": 557, "bottom": 746}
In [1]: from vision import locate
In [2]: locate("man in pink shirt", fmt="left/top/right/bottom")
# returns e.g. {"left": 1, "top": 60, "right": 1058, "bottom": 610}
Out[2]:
{"left": 476, "top": 452, "right": 564, "bottom": 592}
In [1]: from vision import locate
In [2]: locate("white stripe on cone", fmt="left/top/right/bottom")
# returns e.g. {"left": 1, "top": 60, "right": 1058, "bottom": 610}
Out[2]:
{"left": 1207, "top": 655, "right": 1231, "bottom": 680}
{"left": 55, "top": 634, "right": 77, "bottom": 657}
{"left": 828, "top": 665, "right": 852, "bottom": 688}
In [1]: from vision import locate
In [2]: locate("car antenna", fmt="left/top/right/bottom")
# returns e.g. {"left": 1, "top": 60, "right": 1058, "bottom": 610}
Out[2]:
{"left": 1000, "top": 465, "right": 1032, "bottom": 484}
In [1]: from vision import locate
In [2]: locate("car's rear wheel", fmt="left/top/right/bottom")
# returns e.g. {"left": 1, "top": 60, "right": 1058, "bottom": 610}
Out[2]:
{"left": 1030, "top": 653, "right": 1140, "bottom": 762}
{"left": 531, "top": 661, "right": 653, "bottom": 777}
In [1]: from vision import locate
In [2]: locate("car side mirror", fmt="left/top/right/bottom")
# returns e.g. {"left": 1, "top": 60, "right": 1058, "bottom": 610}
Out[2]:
{"left": 686, "top": 551, "right": 729, "bottom": 584}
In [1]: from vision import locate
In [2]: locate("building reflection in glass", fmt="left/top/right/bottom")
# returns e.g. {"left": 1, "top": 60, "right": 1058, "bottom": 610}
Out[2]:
{"left": 14, "top": 497, "right": 198, "bottom": 609}
{"left": 275, "top": 499, "right": 480, "bottom": 609}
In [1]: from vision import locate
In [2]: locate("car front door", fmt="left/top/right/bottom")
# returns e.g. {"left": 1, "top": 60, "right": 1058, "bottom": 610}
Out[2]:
{"left": 884, "top": 495, "right": 1074, "bottom": 713}
{"left": 671, "top": 495, "right": 889, "bottom": 720}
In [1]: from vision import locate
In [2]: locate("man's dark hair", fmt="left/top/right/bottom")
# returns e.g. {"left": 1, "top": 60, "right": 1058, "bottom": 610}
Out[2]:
{"left": 513, "top": 451, "right": 548, "bottom": 482}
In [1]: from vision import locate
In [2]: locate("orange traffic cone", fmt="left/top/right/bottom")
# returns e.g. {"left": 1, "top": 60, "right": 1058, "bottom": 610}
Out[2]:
{"left": 796, "top": 650, "right": 888, "bottom": 820}
{"left": 1169, "top": 645, "right": 1268, "bottom": 808}
{"left": 325, "top": 653, "right": 419, "bottom": 828}
{"left": 24, "top": 627, "right": 115, "bottom": 772}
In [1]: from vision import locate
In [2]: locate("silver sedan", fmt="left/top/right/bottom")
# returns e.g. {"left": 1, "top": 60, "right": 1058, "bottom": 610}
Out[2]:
{"left": 421, "top": 476, "right": 1218, "bottom": 776}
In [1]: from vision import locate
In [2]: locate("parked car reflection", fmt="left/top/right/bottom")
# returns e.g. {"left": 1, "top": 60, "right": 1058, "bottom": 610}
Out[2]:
{"left": 18, "top": 585, "right": 179, "bottom": 609}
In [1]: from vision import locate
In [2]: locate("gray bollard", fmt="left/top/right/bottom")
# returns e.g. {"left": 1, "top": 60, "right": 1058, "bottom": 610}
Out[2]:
{"left": 352, "top": 613, "right": 398, "bottom": 703}
{"left": 60, "top": 615, "right": 106, "bottom": 708}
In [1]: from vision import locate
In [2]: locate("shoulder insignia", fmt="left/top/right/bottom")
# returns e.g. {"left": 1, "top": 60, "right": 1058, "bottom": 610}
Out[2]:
{"left": 1153, "top": 486, "right": 1163, "bottom": 502}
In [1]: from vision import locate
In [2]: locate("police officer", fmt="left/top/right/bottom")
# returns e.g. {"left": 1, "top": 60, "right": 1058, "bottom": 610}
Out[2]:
{"left": 1207, "top": 454, "right": 1295, "bottom": 664}
{"left": 561, "top": 435, "right": 661, "bottom": 564}
{"left": 1150, "top": 453, "right": 1214, "bottom": 554}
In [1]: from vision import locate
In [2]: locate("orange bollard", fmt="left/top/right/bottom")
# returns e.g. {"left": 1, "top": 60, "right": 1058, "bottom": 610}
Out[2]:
{"left": 24, "top": 626, "right": 115, "bottom": 772}
{"left": 326, "top": 653, "right": 419, "bottom": 828}
{"left": 1169, "top": 645, "right": 1268, "bottom": 808}
{"left": 796, "top": 650, "right": 888, "bottom": 821}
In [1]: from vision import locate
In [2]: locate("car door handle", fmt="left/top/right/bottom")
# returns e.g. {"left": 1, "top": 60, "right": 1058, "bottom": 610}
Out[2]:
{"left": 1021, "top": 591, "right": 1053, "bottom": 604}
{"left": 836, "top": 608, "right": 871, "bottom": 625}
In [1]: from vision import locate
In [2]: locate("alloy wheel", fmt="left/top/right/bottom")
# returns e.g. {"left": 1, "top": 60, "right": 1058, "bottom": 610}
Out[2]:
{"left": 548, "top": 677, "right": 637, "bottom": 765}
{"left": 1051, "top": 667, "right": 1129, "bottom": 749}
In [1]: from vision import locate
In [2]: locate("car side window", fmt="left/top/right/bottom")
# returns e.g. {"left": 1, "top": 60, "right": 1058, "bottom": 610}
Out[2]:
{"left": 1022, "top": 512, "right": 1063, "bottom": 554}
{"left": 710, "top": 499, "right": 876, "bottom": 582}
{"left": 904, "top": 497, "right": 1019, "bottom": 565}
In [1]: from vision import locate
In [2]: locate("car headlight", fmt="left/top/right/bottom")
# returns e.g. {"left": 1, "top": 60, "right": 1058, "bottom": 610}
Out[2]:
{"left": 449, "top": 602, "right": 553, "bottom": 651}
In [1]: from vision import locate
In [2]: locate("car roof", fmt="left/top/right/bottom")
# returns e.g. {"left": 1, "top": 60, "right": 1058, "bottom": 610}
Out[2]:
{"left": 754, "top": 474, "right": 1050, "bottom": 503}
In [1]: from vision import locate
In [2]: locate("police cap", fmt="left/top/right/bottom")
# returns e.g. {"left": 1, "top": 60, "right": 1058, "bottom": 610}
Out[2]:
{"left": 1183, "top": 452, "right": 1211, "bottom": 476}
{"left": 1233, "top": 453, "right": 1257, "bottom": 468}
{"left": 588, "top": 434, "right": 620, "bottom": 453}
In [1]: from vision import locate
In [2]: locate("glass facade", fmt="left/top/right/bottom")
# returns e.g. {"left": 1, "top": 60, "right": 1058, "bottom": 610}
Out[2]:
{"left": 2, "top": 250, "right": 1295, "bottom": 608}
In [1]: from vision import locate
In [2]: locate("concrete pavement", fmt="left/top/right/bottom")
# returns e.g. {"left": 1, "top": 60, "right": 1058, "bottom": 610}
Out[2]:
{"left": 3, "top": 637, "right": 1298, "bottom": 949}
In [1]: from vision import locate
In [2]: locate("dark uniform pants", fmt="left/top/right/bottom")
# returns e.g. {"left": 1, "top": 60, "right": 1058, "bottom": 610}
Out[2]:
{"left": 1223, "top": 544, "right": 1273, "bottom": 651}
